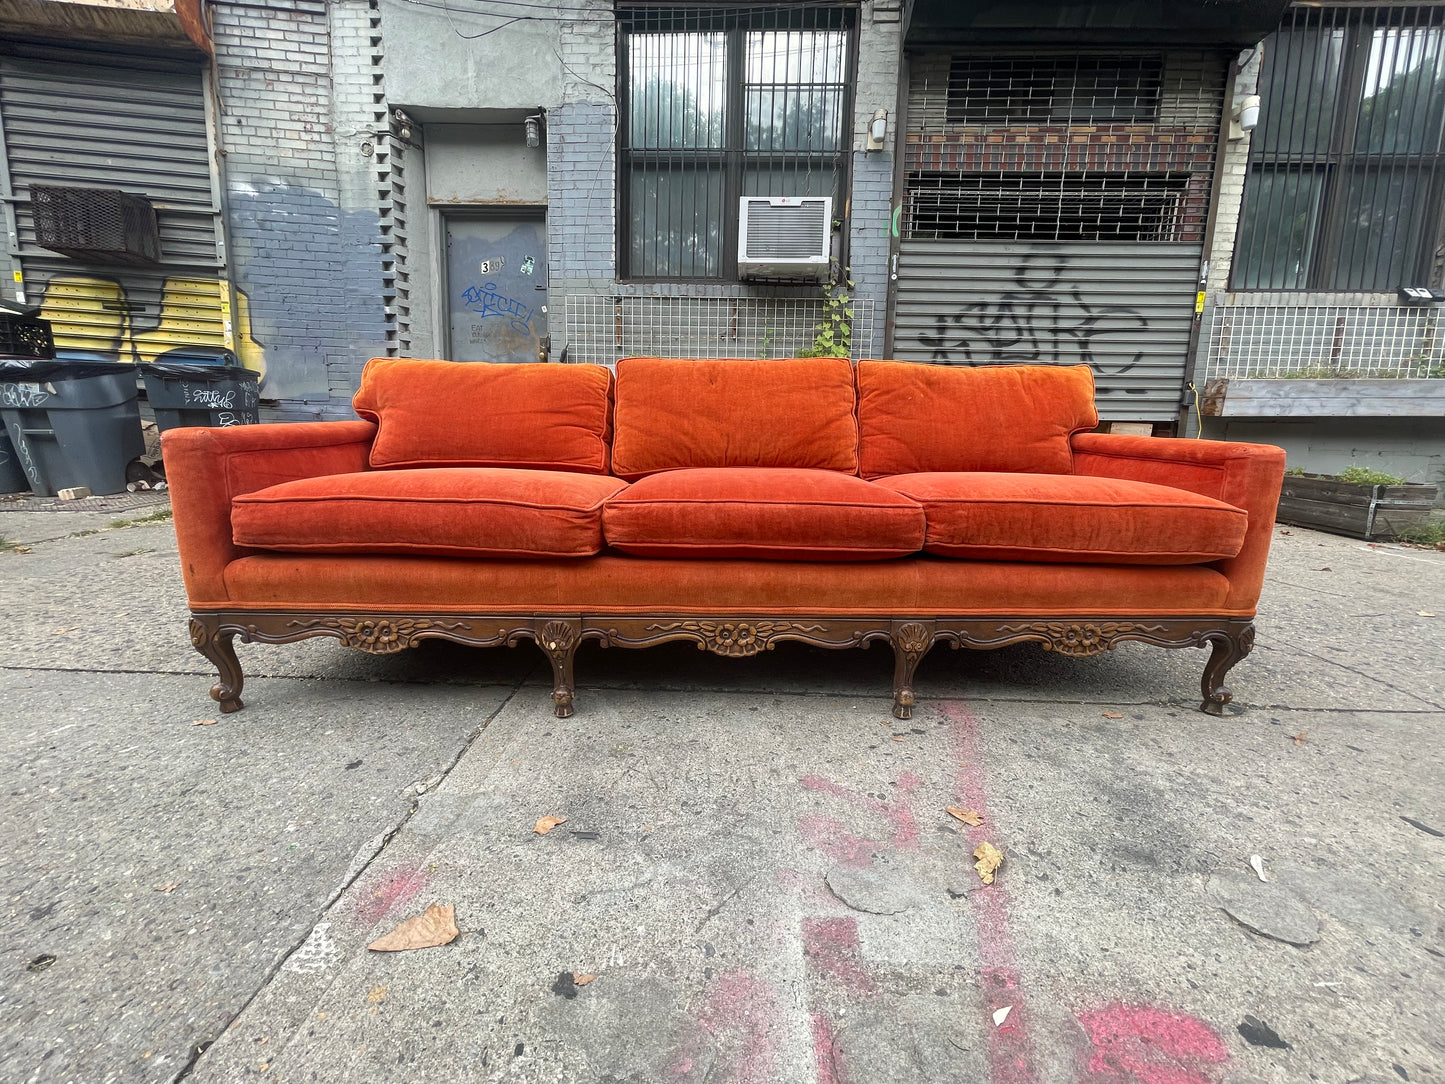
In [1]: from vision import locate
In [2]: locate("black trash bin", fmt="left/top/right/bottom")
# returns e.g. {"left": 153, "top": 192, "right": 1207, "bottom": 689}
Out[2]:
{"left": 0, "top": 359, "right": 146, "bottom": 496}
{"left": 0, "top": 427, "right": 29, "bottom": 493}
{"left": 140, "top": 347, "right": 260, "bottom": 432}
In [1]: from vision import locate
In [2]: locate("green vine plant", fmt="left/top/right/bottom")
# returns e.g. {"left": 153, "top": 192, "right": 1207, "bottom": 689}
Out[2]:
{"left": 798, "top": 267, "right": 855, "bottom": 358}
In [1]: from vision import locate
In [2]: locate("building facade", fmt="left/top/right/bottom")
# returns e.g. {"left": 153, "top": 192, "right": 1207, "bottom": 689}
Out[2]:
{"left": 2, "top": 0, "right": 1440, "bottom": 488}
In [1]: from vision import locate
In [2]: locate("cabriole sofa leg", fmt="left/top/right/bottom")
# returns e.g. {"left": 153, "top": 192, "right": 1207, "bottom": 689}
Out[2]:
{"left": 535, "top": 619, "right": 582, "bottom": 718}
{"left": 189, "top": 616, "right": 245, "bottom": 713}
{"left": 889, "top": 620, "right": 935, "bottom": 720}
{"left": 1199, "top": 623, "right": 1256, "bottom": 716}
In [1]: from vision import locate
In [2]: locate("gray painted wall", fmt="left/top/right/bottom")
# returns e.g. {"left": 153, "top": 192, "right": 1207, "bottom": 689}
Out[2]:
{"left": 1193, "top": 416, "right": 1445, "bottom": 496}
{"left": 426, "top": 125, "right": 548, "bottom": 207}
{"left": 380, "top": 0, "right": 562, "bottom": 114}
{"left": 211, "top": 0, "right": 388, "bottom": 417}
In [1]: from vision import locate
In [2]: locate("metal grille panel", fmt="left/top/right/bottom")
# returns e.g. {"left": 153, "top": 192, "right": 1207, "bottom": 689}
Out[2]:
{"left": 1205, "top": 304, "right": 1445, "bottom": 378}
{"left": 904, "top": 50, "right": 1222, "bottom": 244}
{"left": 564, "top": 294, "right": 875, "bottom": 365}
{"left": 742, "top": 199, "right": 829, "bottom": 258}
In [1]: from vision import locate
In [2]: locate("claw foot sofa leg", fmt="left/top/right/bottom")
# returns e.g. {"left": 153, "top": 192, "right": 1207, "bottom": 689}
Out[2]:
{"left": 535, "top": 619, "right": 582, "bottom": 719}
{"left": 190, "top": 617, "right": 245, "bottom": 713}
{"left": 1200, "top": 623, "right": 1256, "bottom": 716}
{"left": 890, "top": 620, "right": 934, "bottom": 720}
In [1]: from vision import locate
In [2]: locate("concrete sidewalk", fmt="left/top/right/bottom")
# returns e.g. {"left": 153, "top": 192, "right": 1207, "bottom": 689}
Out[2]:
{"left": 1, "top": 500, "right": 1441, "bottom": 1084}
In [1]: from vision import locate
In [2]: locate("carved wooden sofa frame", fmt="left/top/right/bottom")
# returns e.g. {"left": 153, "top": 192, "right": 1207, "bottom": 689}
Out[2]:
{"left": 189, "top": 610, "right": 1255, "bottom": 720}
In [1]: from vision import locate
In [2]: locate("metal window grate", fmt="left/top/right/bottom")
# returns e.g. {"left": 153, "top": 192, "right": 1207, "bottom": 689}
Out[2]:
{"left": 904, "top": 50, "right": 1223, "bottom": 243}
{"left": 29, "top": 185, "right": 161, "bottom": 265}
{"left": 1205, "top": 304, "right": 1445, "bottom": 378}
{"left": 563, "top": 294, "right": 875, "bottom": 365}
{"left": 947, "top": 56, "right": 1165, "bottom": 125}
{"left": 905, "top": 172, "right": 1192, "bottom": 241}
{"left": 619, "top": 6, "right": 853, "bottom": 280}
{"left": 1233, "top": 4, "right": 1445, "bottom": 291}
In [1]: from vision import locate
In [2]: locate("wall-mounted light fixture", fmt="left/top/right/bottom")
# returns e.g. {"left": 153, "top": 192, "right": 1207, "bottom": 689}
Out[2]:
{"left": 525, "top": 114, "right": 543, "bottom": 148}
{"left": 865, "top": 108, "right": 888, "bottom": 152}
{"left": 1229, "top": 94, "right": 1261, "bottom": 141}
{"left": 392, "top": 108, "right": 416, "bottom": 143}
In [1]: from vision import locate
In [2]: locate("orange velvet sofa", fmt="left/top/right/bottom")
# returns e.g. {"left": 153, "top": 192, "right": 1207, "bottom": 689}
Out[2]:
{"left": 165, "top": 357, "right": 1285, "bottom": 719}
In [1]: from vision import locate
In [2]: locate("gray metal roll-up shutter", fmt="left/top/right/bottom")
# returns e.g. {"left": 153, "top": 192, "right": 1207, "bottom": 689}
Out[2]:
{"left": 0, "top": 50, "right": 227, "bottom": 360}
{"left": 893, "top": 241, "right": 1203, "bottom": 420}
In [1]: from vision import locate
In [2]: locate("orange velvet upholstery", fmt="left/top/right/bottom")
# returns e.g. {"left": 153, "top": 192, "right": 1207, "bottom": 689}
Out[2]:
{"left": 352, "top": 358, "right": 613, "bottom": 474}
{"left": 222, "top": 554, "right": 1234, "bottom": 615}
{"left": 1072, "top": 433, "right": 1286, "bottom": 611}
{"left": 857, "top": 362, "right": 1098, "bottom": 478}
{"left": 232, "top": 468, "right": 626, "bottom": 559}
{"left": 610, "top": 357, "right": 859, "bottom": 479}
{"left": 874, "top": 473, "right": 1247, "bottom": 564}
{"left": 602, "top": 468, "right": 925, "bottom": 560}
{"left": 162, "top": 420, "right": 377, "bottom": 606}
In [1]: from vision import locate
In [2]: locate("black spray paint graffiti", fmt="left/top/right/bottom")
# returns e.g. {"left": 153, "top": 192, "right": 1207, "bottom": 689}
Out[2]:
{"left": 919, "top": 252, "right": 1151, "bottom": 393}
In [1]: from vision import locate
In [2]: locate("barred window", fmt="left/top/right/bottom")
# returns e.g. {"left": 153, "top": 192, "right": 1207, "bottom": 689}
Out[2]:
{"left": 1233, "top": 6, "right": 1445, "bottom": 291}
{"left": 619, "top": 7, "right": 852, "bottom": 280}
{"left": 946, "top": 56, "right": 1164, "bottom": 125}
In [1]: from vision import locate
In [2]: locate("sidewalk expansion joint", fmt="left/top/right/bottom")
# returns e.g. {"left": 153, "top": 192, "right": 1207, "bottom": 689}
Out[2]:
{"left": 168, "top": 668, "right": 532, "bottom": 1084}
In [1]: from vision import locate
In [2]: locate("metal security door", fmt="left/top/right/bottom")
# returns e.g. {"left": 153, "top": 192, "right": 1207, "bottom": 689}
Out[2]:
{"left": 893, "top": 241, "right": 1205, "bottom": 420}
{"left": 446, "top": 216, "right": 548, "bottom": 363}
{"left": 0, "top": 51, "right": 226, "bottom": 360}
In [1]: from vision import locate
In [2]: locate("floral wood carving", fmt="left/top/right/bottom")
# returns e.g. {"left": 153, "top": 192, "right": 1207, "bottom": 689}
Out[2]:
{"left": 999, "top": 621, "right": 1170, "bottom": 657}
{"left": 283, "top": 617, "right": 468, "bottom": 654}
{"left": 539, "top": 620, "right": 579, "bottom": 656}
{"left": 642, "top": 621, "right": 826, "bottom": 657}
{"left": 894, "top": 621, "right": 931, "bottom": 658}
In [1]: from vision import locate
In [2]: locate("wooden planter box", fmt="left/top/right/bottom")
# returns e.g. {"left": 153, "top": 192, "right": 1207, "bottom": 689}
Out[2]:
{"left": 1277, "top": 474, "right": 1439, "bottom": 541}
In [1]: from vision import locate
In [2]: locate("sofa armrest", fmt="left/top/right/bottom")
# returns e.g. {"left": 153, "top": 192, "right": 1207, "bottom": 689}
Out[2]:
{"left": 162, "top": 421, "right": 377, "bottom": 607}
{"left": 1071, "top": 433, "right": 1286, "bottom": 612}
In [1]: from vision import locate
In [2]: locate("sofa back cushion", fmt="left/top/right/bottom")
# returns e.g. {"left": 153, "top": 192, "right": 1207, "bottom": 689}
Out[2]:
{"left": 610, "top": 357, "right": 858, "bottom": 480}
{"left": 353, "top": 358, "right": 614, "bottom": 474}
{"left": 856, "top": 361, "right": 1098, "bottom": 478}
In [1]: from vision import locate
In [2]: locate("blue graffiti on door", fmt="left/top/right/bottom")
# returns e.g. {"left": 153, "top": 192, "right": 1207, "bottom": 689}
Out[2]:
{"left": 460, "top": 282, "right": 535, "bottom": 334}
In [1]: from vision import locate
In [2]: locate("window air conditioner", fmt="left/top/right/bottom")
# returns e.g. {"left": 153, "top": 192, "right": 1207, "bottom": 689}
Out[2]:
{"left": 737, "top": 196, "right": 831, "bottom": 281}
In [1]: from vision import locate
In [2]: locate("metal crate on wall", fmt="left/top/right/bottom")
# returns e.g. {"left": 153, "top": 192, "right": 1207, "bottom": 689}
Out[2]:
{"left": 30, "top": 185, "right": 161, "bottom": 265}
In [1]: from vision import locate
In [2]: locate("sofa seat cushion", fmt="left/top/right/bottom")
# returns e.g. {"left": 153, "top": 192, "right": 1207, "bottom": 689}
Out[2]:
{"left": 602, "top": 468, "right": 925, "bottom": 561}
{"left": 874, "top": 473, "right": 1247, "bottom": 565}
{"left": 232, "top": 468, "right": 627, "bottom": 558}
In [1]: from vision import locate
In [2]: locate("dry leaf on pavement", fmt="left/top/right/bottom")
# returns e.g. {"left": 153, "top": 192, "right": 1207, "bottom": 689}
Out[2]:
{"left": 366, "top": 903, "right": 459, "bottom": 952}
{"left": 946, "top": 807, "right": 983, "bottom": 826}
{"left": 973, "top": 841, "right": 1003, "bottom": 884}
{"left": 534, "top": 815, "right": 567, "bottom": 835}
{"left": 154, "top": 882, "right": 180, "bottom": 893}
{"left": 572, "top": 972, "right": 596, "bottom": 986}
{"left": 191, "top": 719, "right": 217, "bottom": 727}
{"left": 1102, "top": 711, "right": 1124, "bottom": 719}
{"left": 1292, "top": 731, "right": 1307, "bottom": 745}
{"left": 891, "top": 735, "right": 906, "bottom": 743}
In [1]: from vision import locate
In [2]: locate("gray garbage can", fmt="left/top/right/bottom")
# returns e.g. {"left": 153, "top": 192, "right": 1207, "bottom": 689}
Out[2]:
{"left": 0, "top": 360, "right": 145, "bottom": 496}
{"left": 0, "top": 427, "right": 29, "bottom": 493}
{"left": 140, "top": 347, "right": 260, "bottom": 431}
